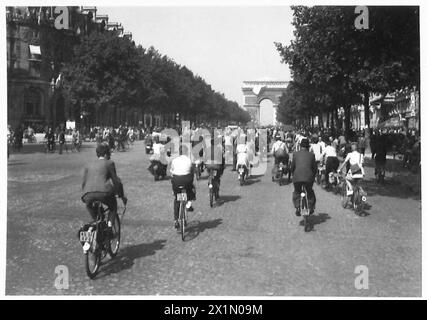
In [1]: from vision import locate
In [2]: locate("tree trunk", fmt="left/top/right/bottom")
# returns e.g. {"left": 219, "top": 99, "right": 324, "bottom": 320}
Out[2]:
{"left": 363, "top": 91, "right": 370, "bottom": 128}
{"left": 344, "top": 105, "right": 351, "bottom": 138}
{"left": 326, "top": 110, "right": 330, "bottom": 129}
{"left": 333, "top": 108, "right": 339, "bottom": 132}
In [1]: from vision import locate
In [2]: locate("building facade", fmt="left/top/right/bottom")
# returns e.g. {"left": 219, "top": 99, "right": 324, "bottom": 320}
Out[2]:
{"left": 6, "top": 6, "right": 133, "bottom": 131}
{"left": 349, "top": 88, "right": 420, "bottom": 131}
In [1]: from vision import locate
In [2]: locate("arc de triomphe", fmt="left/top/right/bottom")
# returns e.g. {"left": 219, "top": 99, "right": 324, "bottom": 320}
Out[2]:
{"left": 242, "top": 79, "right": 288, "bottom": 126}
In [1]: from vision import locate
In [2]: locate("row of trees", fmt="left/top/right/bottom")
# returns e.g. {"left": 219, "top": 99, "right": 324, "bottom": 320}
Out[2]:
{"left": 61, "top": 29, "right": 251, "bottom": 126}
{"left": 275, "top": 6, "right": 419, "bottom": 134}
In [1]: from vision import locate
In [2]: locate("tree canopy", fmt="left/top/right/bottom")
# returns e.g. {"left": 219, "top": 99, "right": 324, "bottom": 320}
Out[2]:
{"left": 275, "top": 6, "right": 419, "bottom": 132}
{"left": 62, "top": 29, "right": 250, "bottom": 126}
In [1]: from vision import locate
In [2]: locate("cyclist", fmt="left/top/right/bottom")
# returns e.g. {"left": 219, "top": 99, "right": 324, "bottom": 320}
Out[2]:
{"left": 338, "top": 142, "right": 365, "bottom": 197}
{"left": 236, "top": 134, "right": 250, "bottom": 177}
{"left": 81, "top": 143, "right": 127, "bottom": 230}
{"left": 309, "top": 134, "right": 324, "bottom": 164}
{"left": 170, "top": 144, "right": 196, "bottom": 229}
{"left": 322, "top": 139, "right": 339, "bottom": 189}
{"left": 205, "top": 135, "right": 225, "bottom": 198}
{"left": 45, "top": 127, "right": 55, "bottom": 152}
{"left": 290, "top": 138, "right": 317, "bottom": 216}
{"left": 374, "top": 133, "right": 387, "bottom": 181}
{"left": 271, "top": 135, "right": 289, "bottom": 179}
{"left": 149, "top": 135, "right": 167, "bottom": 175}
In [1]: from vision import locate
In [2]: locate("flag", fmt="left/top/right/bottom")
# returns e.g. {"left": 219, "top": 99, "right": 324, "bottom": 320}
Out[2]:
{"left": 55, "top": 73, "right": 62, "bottom": 87}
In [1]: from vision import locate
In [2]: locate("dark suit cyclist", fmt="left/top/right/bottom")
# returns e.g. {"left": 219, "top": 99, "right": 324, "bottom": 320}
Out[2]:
{"left": 82, "top": 144, "right": 127, "bottom": 227}
{"left": 290, "top": 138, "right": 317, "bottom": 216}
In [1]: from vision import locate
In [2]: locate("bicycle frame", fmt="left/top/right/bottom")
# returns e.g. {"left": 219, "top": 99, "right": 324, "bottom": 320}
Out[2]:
{"left": 300, "top": 185, "right": 311, "bottom": 232}
{"left": 300, "top": 185, "right": 310, "bottom": 216}
{"left": 176, "top": 188, "right": 188, "bottom": 240}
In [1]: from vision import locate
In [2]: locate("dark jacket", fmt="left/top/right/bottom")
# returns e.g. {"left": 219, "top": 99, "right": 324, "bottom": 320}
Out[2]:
{"left": 291, "top": 149, "right": 317, "bottom": 183}
{"left": 82, "top": 159, "right": 124, "bottom": 197}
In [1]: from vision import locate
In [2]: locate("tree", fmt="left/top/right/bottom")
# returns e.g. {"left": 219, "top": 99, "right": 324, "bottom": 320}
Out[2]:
{"left": 62, "top": 31, "right": 150, "bottom": 125}
{"left": 62, "top": 29, "right": 250, "bottom": 127}
{"left": 276, "top": 6, "right": 419, "bottom": 132}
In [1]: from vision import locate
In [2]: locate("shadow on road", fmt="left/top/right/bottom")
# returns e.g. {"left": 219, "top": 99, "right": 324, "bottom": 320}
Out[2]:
{"left": 299, "top": 213, "right": 331, "bottom": 230}
{"left": 184, "top": 218, "right": 223, "bottom": 242}
{"left": 244, "top": 179, "right": 261, "bottom": 186}
{"left": 362, "top": 178, "right": 420, "bottom": 200}
{"left": 250, "top": 174, "right": 265, "bottom": 179}
{"left": 215, "top": 195, "right": 241, "bottom": 207}
{"left": 98, "top": 239, "right": 167, "bottom": 277}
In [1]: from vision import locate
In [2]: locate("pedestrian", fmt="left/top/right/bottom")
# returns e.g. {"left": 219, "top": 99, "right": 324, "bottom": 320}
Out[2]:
{"left": 58, "top": 129, "right": 67, "bottom": 154}
{"left": 357, "top": 133, "right": 366, "bottom": 156}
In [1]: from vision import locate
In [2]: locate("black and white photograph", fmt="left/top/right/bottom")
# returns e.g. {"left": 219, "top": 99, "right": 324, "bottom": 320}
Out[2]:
{"left": 3, "top": 1, "right": 422, "bottom": 298}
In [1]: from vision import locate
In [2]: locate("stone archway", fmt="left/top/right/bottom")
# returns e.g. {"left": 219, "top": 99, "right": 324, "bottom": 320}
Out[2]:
{"left": 242, "top": 78, "right": 288, "bottom": 126}
{"left": 259, "top": 98, "right": 275, "bottom": 127}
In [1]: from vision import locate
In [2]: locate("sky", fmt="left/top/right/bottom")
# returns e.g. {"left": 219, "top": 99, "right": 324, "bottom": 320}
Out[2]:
{"left": 97, "top": 6, "right": 294, "bottom": 105}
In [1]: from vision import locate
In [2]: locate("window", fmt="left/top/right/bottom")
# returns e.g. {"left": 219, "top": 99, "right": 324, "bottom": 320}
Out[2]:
{"left": 25, "top": 88, "right": 41, "bottom": 116}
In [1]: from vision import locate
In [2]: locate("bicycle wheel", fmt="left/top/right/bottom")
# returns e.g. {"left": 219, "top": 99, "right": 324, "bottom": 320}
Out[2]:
{"left": 239, "top": 173, "right": 245, "bottom": 186}
{"left": 107, "top": 215, "right": 121, "bottom": 258}
{"left": 353, "top": 188, "right": 362, "bottom": 215}
{"left": 214, "top": 185, "right": 219, "bottom": 201}
{"left": 209, "top": 188, "right": 214, "bottom": 208}
{"left": 180, "top": 202, "right": 186, "bottom": 241}
{"left": 85, "top": 235, "right": 101, "bottom": 279}
{"left": 303, "top": 197, "right": 310, "bottom": 232}
{"left": 340, "top": 183, "right": 349, "bottom": 209}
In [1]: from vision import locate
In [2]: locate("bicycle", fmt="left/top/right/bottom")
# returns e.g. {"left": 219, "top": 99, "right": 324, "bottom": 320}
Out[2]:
{"left": 45, "top": 139, "right": 55, "bottom": 153}
{"left": 237, "top": 164, "right": 248, "bottom": 186}
{"left": 208, "top": 169, "right": 220, "bottom": 208}
{"left": 272, "top": 162, "right": 291, "bottom": 186}
{"left": 194, "top": 160, "right": 203, "bottom": 181}
{"left": 78, "top": 198, "right": 126, "bottom": 279}
{"left": 176, "top": 186, "right": 188, "bottom": 241}
{"left": 300, "top": 185, "right": 312, "bottom": 232}
{"left": 340, "top": 172, "right": 367, "bottom": 215}
{"left": 316, "top": 163, "right": 325, "bottom": 186}
{"left": 375, "top": 166, "right": 385, "bottom": 184}
{"left": 328, "top": 171, "right": 341, "bottom": 194}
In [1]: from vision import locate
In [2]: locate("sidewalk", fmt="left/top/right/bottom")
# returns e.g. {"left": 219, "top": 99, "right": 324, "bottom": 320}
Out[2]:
{"left": 364, "top": 152, "right": 421, "bottom": 195}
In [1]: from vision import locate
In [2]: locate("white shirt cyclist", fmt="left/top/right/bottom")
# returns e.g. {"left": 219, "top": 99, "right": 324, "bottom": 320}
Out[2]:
{"left": 170, "top": 155, "right": 193, "bottom": 176}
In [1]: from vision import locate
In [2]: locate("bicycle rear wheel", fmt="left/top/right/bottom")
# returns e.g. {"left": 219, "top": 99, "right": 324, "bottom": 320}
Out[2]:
{"left": 107, "top": 215, "right": 121, "bottom": 258}
{"left": 239, "top": 173, "right": 245, "bottom": 186}
{"left": 353, "top": 188, "right": 362, "bottom": 215}
{"left": 340, "top": 183, "right": 349, "bottom": 209}
{"left": 180, "top": 202, "right": 186, "bottom": 241}
{"left": 303, "top": 200, "right": 310, "bottom": 232}
{"left": 85, "top": 237, "right": 101, "bottom": 279}
{"left": 209, "top": 188, "right": 214, "bottom": 208}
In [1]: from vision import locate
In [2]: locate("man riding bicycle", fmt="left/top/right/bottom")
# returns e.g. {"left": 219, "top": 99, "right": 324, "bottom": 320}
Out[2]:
{"left": 374, "top": 133, "right": 387, "bottom": 180}
{"left": 338, "top": 142, "right": 365, "bottom": 196}
{"left": 271, "top": 135, "right": 289, "bottom": 178}
{"left": 309, "top": 134, "right": 324, "bottom": 165}
{"left": 205, "top": 135, "right": 225, "bottom": 196}
{"left": 291, "top": 138, "right": 317, "bottom": 216}
{"left": 322, "top": 139, "right": 339, "bottom": 189}
{"left": 81, "top": 143, "right": 127, "bottom": 231}
{"left": 170, "top": 144, "right": 196, "bottom": 229}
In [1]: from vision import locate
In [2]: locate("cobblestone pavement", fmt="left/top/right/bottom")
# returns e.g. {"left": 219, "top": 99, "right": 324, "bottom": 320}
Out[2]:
{"left": 6, "top": 141, "right": 421, "bottom": 296}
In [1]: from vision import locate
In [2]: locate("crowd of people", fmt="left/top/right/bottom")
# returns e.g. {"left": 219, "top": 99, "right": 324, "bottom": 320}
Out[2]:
{"left": 7, "top": 120, "right": 420, "bottom": 232}
{"left": 135, "top": 123, "right": 421, "bottom": 229}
